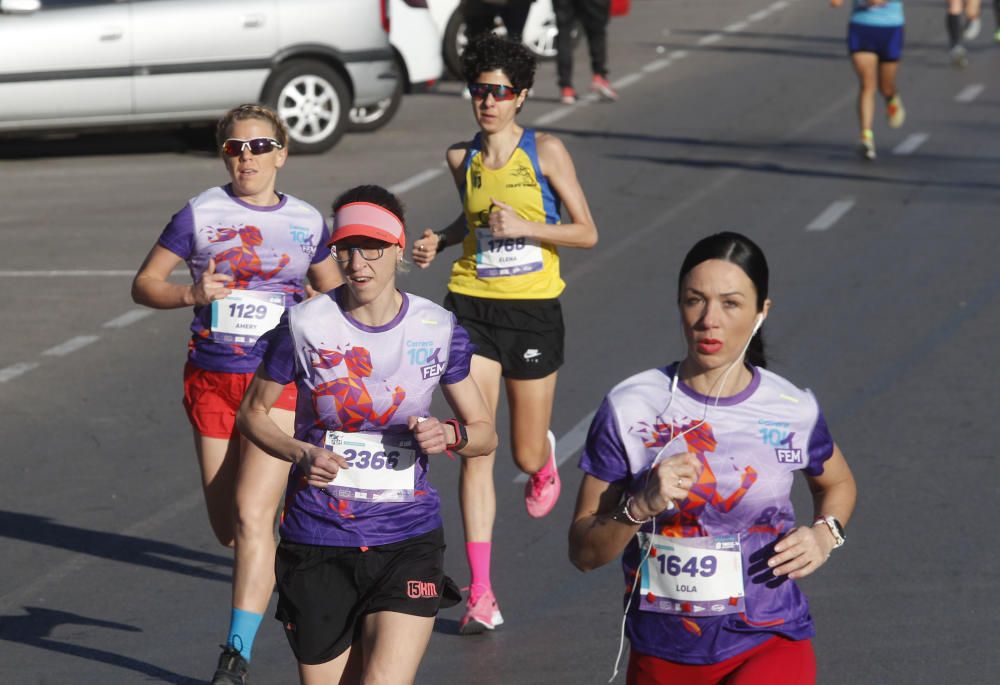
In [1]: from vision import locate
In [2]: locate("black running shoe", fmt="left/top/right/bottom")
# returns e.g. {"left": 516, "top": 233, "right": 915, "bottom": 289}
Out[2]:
{"left": 211, "top": 645, "right": 248, "bottom": 685}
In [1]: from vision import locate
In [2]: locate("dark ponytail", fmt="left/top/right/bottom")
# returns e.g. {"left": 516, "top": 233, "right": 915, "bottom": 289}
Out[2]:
{"left": 677, "top": 232, "right": 769, "bottom": 368}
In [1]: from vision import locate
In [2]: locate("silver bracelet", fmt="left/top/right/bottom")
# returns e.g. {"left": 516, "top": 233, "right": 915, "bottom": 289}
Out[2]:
{"left": 620, "top": 495, "right": 654, "bottom": 525}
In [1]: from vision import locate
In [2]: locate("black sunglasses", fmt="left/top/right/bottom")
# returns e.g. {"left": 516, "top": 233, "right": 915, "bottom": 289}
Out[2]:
{"left": 221, "top": 137, "right": 283, "bottom": 157}
{"left": 467, "top": 82, "right": 522, "bottom": 101}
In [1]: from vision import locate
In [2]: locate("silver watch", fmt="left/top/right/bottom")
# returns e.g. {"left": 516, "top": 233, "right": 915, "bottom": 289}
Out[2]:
{"left": 814, "top": 515, "right": 846, "bottom": 548}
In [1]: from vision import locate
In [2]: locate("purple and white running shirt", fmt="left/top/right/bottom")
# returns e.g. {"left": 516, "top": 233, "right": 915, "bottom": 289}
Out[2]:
{"left": 157, "top": 185, "right": 331, "bottom": 373}
{"left": 579, "top": 363, "right": 834, "bottom": 665}
{"left": 259, "top": 287, "right": 475, "bottom": 547}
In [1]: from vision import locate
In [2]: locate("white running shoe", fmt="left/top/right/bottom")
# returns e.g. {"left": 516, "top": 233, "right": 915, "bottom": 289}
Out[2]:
{"left": 964, "top": 17, "right": 981, "bottom": 41}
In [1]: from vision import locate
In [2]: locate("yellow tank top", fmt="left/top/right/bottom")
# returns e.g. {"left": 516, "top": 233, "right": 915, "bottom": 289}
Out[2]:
{"left": 447, "top": 129, "right": 564, "bottom": 300}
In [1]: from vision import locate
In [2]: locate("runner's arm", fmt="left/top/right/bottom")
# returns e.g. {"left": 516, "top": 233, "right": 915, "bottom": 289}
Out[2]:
{"left": 307, "top": 258, "right": 343, "bottom": 293}
{"left": 132, "top": 244, "right": 231, "bottom": 308}
{"left": 237, "top": 368, "right": 349, "bottom": 483}
{"left": 439, "top": 375, "right": 497, "bottom": 457}
{"left": 568, "top": 475, "right": 636, "bottom": 572}
{"left": 532, "top": 133, "right": 599, "bottom": 248}
{"left": 768, "top": 443, "right": 857, "bottom": 579}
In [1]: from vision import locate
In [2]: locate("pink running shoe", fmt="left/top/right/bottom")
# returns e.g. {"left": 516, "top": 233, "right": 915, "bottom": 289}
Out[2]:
{"left": 459, "top": 587, "right": 504, "bottom": 635}
{"left": 590, "top": 75, "right": 618, "bottom": 101}
{"left": 524, "top": 431, "right": 560, "bottom": 518}
{"left": 560, "top": 86, "right": 577, "bottom": 105}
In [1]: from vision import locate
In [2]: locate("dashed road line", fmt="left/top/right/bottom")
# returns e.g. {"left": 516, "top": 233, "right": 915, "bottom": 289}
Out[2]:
{"left": 388, "top": 166, "right": 445, "bottom": 195}
{"left": 0, "top": 362, "right": 40, "bottom": 384}
{"left": 103, "top": 309, "right": 154, "bottom": 329}
{"left": 724, "top": 21, "right": 749, "bottom": 33}
{"left": 42, "top": 335, "right": 100, "bottom": 357}
{"left": 642, "top": 58, "right": 672, "bottom": 73}
{"left": 892, "top": 132, "right": 929, "bottom": 156}
{"left": 697, "top": 33, "right": 723, "bottom": 46}
{"left": 806, "top": 199, "right": 855, "bottom": 232}
{"left": 955, "top": 83, "right": 984, "bottom": 103}
{"left": 612, "top": 72, "right": 644, "bottom": 90}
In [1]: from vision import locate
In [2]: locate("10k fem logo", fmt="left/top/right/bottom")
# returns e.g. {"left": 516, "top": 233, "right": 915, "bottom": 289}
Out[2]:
{"left": 408, "top": 341, "right": 445, "bottom": 379}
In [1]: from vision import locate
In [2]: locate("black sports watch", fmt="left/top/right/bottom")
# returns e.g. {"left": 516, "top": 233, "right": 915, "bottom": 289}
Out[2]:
{"left": 444, "top": 419, "right": 468, "bottom": 452}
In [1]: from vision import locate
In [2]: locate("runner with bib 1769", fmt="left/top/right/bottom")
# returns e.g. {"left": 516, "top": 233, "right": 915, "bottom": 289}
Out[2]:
{"left": 131, "top": 104, "right": 341, "bottom": 685}
{"left": 237, "top": 184, "right": 497, "bottom": 684}
{"left": 410, "top": 33, "right": 599, "bottom": 634}
{"left": 569, "top": 232, "right": 857, "bottom": 684}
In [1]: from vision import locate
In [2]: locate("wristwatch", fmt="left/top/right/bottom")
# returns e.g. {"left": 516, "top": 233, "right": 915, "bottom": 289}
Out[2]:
{"left": 814, "top": 515, "right": 846, "bottom": 548}
{"left": 435, "top": 230, "right": 448, "bottom": 254}
{"left": 444, "top": 419, "right": 468, "bottom": 451}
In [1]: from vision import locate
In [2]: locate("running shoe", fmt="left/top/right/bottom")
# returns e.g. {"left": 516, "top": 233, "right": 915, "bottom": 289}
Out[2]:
{"left": 211, "top": 645, "right": 248, "bottom": 685}
{"left": 590, "top": 74, "right": 619, "bottom": 101}
{"left": 964, "top": 17, "right": 981, "bottom": 41}
{"left": 949, "top": 44, "right": 969, "bottom": 68}
{"left": 524, "top": 431, "right": 560, "bottom": 518}
{"left": 886, "top": 94, "right": 905, "bottom": 129}
{"left": 560, "top": 86, "right": 577, "bottom": 105}
{"left": 858, "top": 131, "right": 876, "bottom": 161}
{"left": 459, "top": 587, "right": 504, "bottom": 635}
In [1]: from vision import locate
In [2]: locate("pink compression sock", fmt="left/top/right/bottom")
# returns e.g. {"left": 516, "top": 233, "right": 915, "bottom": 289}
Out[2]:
{"left": 466, "top": 541, "right": 492, "bottom": 601}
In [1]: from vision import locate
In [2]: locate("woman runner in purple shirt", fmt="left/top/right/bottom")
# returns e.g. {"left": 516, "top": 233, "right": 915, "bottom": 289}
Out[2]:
{"left": 569, "top": 232, "right": 857, "bottom": 684}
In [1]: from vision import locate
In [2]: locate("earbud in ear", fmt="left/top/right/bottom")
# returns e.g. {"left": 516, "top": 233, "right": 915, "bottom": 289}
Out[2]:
{"left": 751, "top": 314, "right": 764, "bottom": 335}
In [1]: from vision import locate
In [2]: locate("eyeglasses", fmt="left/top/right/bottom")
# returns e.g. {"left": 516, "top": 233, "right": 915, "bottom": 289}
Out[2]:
{"left": 333, "top": 245, "right": 386, "bottom": 263}
{"left": 467, "top": 82, "right": 521, "bottom": 102}
{"left": 221, "top": 137, "right": 284, "bottom": 157}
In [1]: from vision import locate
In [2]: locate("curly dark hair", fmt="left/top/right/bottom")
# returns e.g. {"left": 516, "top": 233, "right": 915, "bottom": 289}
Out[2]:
{"left": 461, "top": 32, "right": 536, "bottom": 92}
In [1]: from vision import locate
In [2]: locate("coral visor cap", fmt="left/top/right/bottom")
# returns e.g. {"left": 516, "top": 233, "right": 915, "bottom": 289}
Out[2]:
{"left": 328, "top": 202, "right": 406, "bottom": 249}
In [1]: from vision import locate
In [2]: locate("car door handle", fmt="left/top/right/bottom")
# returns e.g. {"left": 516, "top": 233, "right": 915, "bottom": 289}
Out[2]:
{"left": 242, "top": 13, "right": 265, "bottom": 28}
{"left": 99, "top": 26, "right": 124, "bottom": 41}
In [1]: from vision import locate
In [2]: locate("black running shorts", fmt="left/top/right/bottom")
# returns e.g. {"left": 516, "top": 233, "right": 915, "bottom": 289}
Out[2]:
{"left": 444, "top": 291, "right": 564, "bottom": 380}
{"left": 274, "top": 527, "right": 460, "bottom": 665}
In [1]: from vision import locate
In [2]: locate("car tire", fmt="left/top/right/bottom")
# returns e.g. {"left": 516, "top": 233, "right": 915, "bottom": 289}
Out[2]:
{"left": 443, "top": 9, "right": 468, "bottom": 80}
{"left": 263, "top": 59, "right": 350, "bottom": 155}
{"left": 442, "top": 10, "right": 579, "bottom": 80}
{"left": 347, "top": 56, "right": 404, "bottom": 133}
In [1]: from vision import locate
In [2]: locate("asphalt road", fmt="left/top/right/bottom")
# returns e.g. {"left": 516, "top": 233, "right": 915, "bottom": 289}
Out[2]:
{"left": 2, "top": 0, "right": 999, "bottom": 683}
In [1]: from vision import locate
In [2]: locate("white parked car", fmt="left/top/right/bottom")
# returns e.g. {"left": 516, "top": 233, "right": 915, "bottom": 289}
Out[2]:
{"left": 0, "top": 0, "right": 399, "bottom": 153}
{"left": 349, "top": 0, "right": 444, "bottom": 132}
{"left": 425, "top": 0, "right": 569, "bottom": 78}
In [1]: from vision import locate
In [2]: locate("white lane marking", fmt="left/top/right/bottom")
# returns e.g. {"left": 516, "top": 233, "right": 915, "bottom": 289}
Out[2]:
{"left": 806, "top": 199, "right": 855, "bottom": 232}
{"left": 0, "top": 270, "right": 137, "bottom": 277}
{"left": 724, "top": 21, "right": 749, "bottom": 32}
{"left": 892, "top": 132, "right": 929, "bottom": 155}
{"left": 669, "top": 50, "right": 689, "bottom": 60}
{"left": 103, "top": 309, "right": 153, "bottom": 329}
{"left": 388, "top": 166, "right": 445, "bottom": 196}
{"left": 534, "top": 106, "right": 578, "bottom": 127}
{"left": 770, "top": 0, "right": 790, "bottom": 10}
{"left": 612, "top": 72, "right": 644, "bottom": 90}
{"left": 0, "top": 362, "right": 40, "bottom": 383}
{"left": 642, "top": 58, "right": 672, "bottom": 73}
{"left": 747, "top": 9, "right": 771, "bottom": 22}
{"left": 513, "top": 409, "right": 597, "bottom": 483}
{"left": 697, "top": 33, "right": 723, "bottom": 46}
{"left": 954, "top": 83, "right": 984, "bottom": 103}
{"left": 42, "top": 335, "right": 100, "bottom": 357}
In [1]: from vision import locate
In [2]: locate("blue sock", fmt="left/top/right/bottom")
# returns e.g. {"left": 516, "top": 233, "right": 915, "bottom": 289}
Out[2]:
{"left": 227, "top": 608, "right": 264, "bottom": 662}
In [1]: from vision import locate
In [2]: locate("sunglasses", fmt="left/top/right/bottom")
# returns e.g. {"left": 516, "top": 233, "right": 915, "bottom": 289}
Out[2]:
{"left": 467, "top": 82, "right": 522, "bottom": 102}
{"left": 221, "top": 137, "right": 284, "bottom": 157}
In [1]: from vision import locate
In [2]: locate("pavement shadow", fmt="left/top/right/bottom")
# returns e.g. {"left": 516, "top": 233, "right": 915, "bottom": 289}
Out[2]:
{"left": 0, "top": 606, "right": 203, "bottom": 685}
{"left": 0, "top": 126, "right": 218, "bottom": 161}
{"left": 0, "top": 510, "right": 231, "bottom": 582}
{"left": 432, "top": 617, "right": 462, "bottom": 635}
{"left": 640, "top": 40, "right": 841, "bottom": 62}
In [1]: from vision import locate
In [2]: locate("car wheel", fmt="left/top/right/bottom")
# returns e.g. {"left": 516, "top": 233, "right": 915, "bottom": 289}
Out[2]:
{"left": 524, "top": 15, "right": 579, "bottom": 60}
{"left": 347, "top": 57, "right": 403, "bottom": 133}
{"left": 443, "top": 9, "right": 469, "bottom": 80}
{"left": 263, "top": 59, "right": 349, "bottom": 155}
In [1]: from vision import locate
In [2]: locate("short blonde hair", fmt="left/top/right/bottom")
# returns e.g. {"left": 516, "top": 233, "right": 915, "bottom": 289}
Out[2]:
{"left": 215, "top": 103, "right": 289, "bottom": 150}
